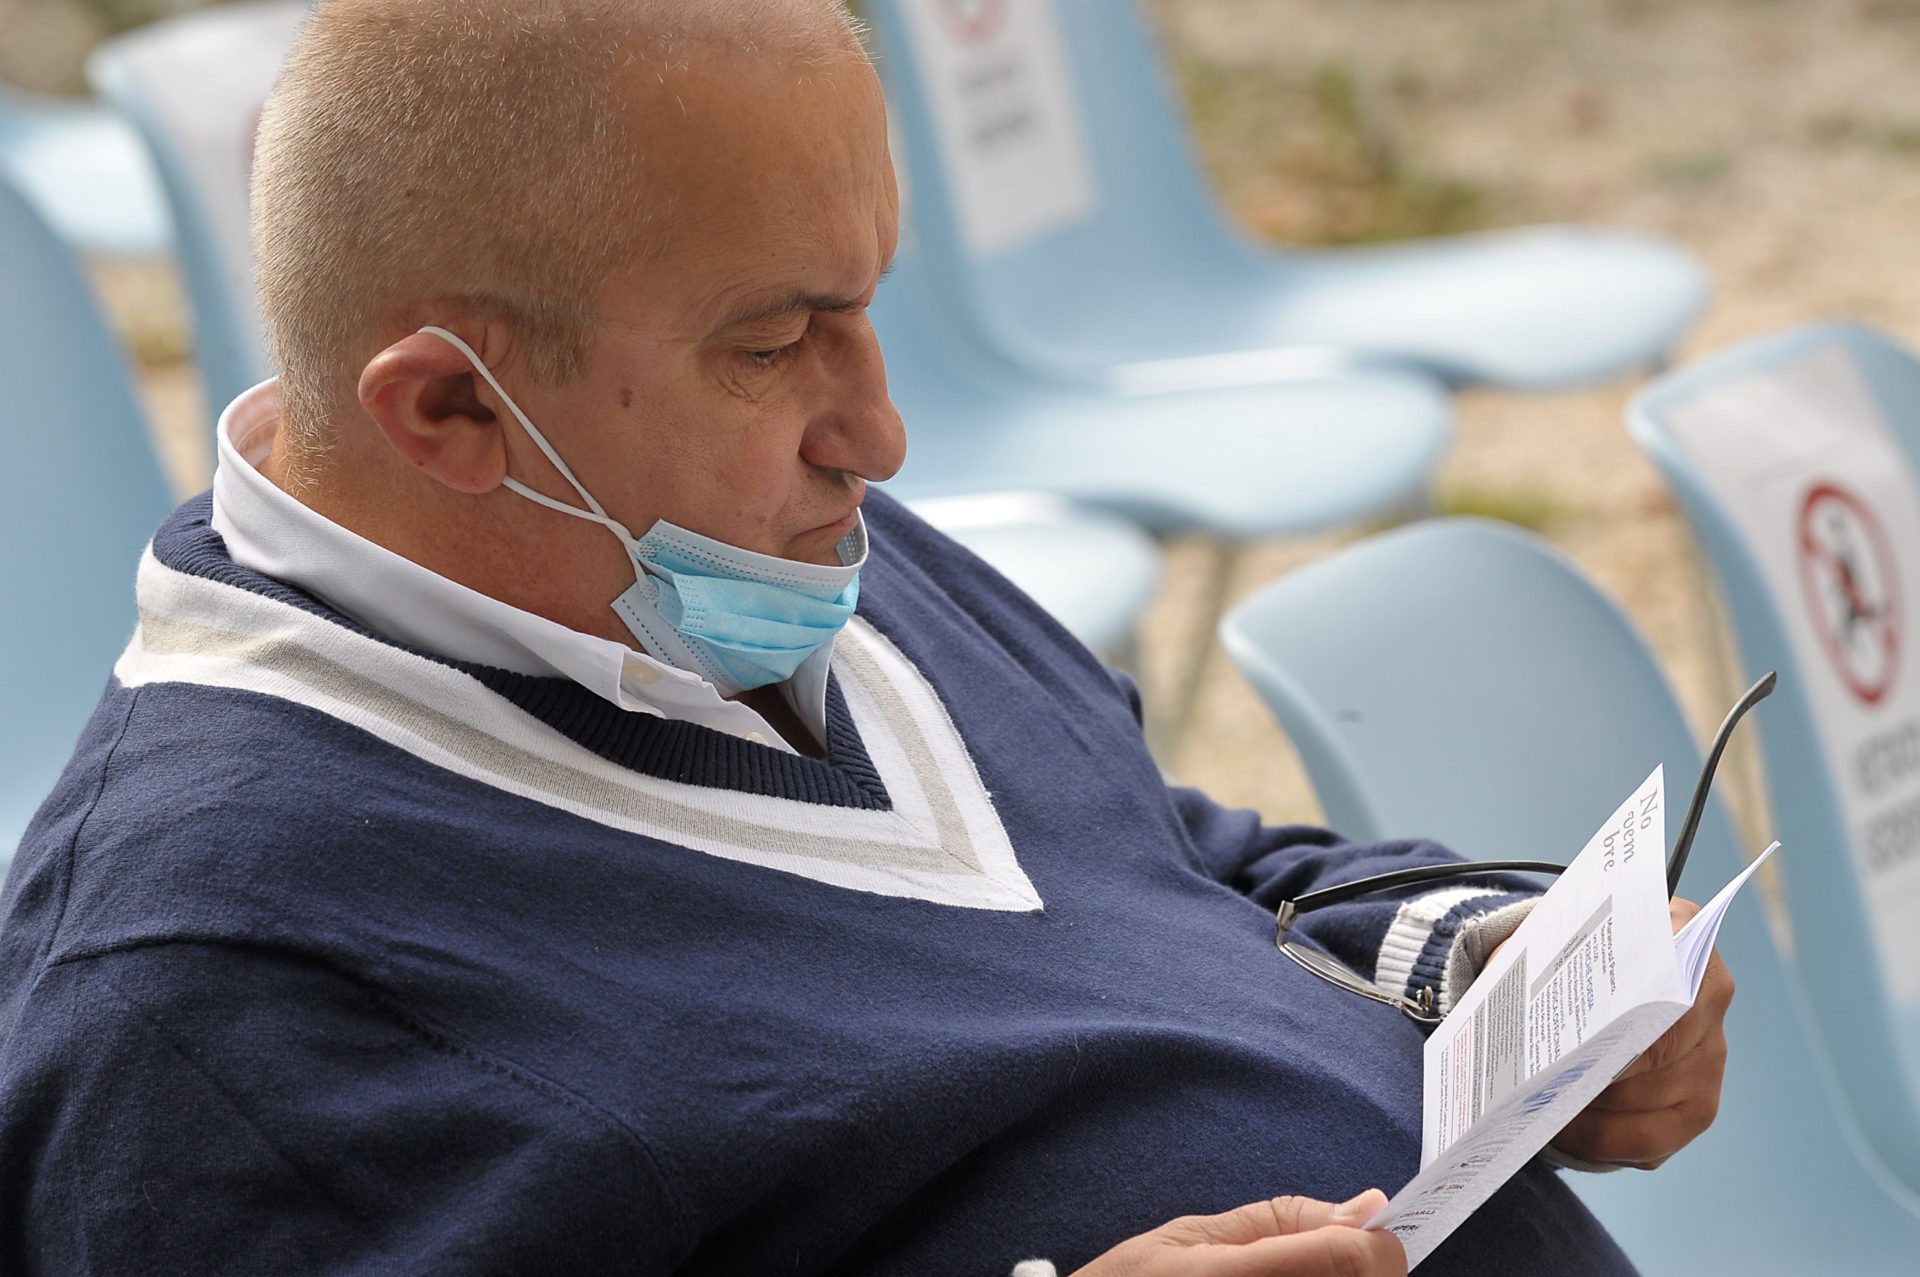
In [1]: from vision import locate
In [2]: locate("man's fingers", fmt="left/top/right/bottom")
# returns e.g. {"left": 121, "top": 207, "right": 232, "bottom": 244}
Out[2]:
{"left": 1584, "top": 1028, "right": 1727, "bottom": 1114}
{"left": 1263, "top": 1190, "right": 1389, "bottom": 1235}
{"left": 1608, "top": 1049, "right": 1656, "bottom": 1084}
{"left": 1638, "top": 1000, "right": 1715, "bottom": 1069}
{"left": 1553, "top": 1092, "right": 1720, "bottom": 1167}
{"left": 1640, "top": 959, "right": 1734, "bottom": 1066}
{"left": 1206, "top": 1226, "right": 1408, "bottom": 1277}
{"left": 1607, "top": 1014, "right": 1709, "bottom": 1084}
{"left": 1697, "top": 947, "right": 1736, "bottom": 1015}
{"left": 1074, "top": 1198, "right": 1406, "bottom": 1277}
{"left": 1604, "top": 904, "right": 1735, "bottom": 1089}
{"left": 1556, "top": 928, "right": 1732, "bottom": 1166}
{"left": 1166, "top": 1191, "right": 1388, "bottom": 1245}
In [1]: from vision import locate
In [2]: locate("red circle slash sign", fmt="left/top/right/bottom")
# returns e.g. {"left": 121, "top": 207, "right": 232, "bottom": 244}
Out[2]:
{"left": 1797, "top": 481, "right": 1902, "bottom": 705}
{"left": 936, "top": 0, "right": 1011, "bottom": 46}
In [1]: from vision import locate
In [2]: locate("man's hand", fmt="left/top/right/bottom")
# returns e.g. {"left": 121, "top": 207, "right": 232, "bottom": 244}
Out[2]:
{"left": 1550, "top": 896, "right": 1735, "bottom": 1168}
{"left": 1068, "top": 1190, "right": 1406, "bottom": 1277}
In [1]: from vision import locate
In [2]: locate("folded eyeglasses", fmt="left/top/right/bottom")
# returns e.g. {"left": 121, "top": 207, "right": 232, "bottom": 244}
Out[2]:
{"left": 1274, "top": 672, "right": 1776, "bottom": 1025}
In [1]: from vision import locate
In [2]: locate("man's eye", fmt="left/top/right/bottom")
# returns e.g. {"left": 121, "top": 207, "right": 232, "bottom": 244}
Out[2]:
{"left": 745, "top": 337, "right": 803, "bottom": 368}
{"left": 741, "top": 330, "right": 802, "bottom": 366}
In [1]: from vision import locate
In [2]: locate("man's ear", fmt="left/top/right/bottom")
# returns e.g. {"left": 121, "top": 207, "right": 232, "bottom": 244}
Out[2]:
{"left": 358, "top": 331, "right": 510, "bottom": 495}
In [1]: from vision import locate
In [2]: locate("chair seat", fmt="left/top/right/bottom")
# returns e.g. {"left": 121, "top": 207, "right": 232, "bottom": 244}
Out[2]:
{"left": 1268, "top": 226, "right": 1707, "bottom": 389}
{"left": 873, "top": 267, "right": 1452, "bottom": 542}
{"left": 0, "top": 89, "right": 171, "bottom": 256}
{"left": 904, "top": 493, "right": 1159, "bottom": 653}
{"left": 883, "top": 371, "right": 1448, "bottom": 541}
{"left": 994, "top": 227, "right": 1708, "bottom": 393}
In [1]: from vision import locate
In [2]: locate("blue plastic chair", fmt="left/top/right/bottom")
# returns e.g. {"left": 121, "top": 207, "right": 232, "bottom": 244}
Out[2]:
{"left": 874, "top": 247, "right": 1452, "bottom": 540}
{"left": 89, "top": 0, "right": 309, "bottom": 413}
{"left": 903, "top": 492, "right": 1159, "bottom": 657}
{"left": 1630, "top": 322, "right": 1920, "bottom": 1195}
{"left": 0, "top": 173, "right": 178, "bottom": 872}
{"left": 0, "top": 86, "right": 171, "bottom": 257}
{"left": 1219, "top": 518, "right": 1920, "bottom": 1273}
{"left": 866, "top": 0, "right": 1707, "bottom": 391}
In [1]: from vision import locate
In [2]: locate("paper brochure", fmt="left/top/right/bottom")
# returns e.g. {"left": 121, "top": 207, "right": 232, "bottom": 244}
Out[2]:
{"left": 1365, "top": 767, "right": 1778, "bottom": 1268}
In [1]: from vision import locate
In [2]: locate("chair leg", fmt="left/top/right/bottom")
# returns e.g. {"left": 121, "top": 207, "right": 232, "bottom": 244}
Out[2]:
{"left": 1103, "top": 629, "right": 1143, "bottom": 682}
{"left": 1145, "top": 538, "right": 1241, "bottom": 766}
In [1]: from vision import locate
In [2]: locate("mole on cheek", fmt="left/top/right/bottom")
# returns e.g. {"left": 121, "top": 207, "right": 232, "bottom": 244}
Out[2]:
{"left": 619, "top": 387, "right": 635, "bottom": 410}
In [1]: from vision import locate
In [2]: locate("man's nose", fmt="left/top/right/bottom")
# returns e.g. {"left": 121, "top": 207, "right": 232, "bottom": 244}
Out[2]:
{"left": 802, "top": 317, "right": 907, "bottom": 482}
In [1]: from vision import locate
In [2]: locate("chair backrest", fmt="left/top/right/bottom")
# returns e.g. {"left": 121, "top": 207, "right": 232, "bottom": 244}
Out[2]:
{"left": 0, "top": 86, "right": 172, "bottom": 257}
{"left": 1629, "top": 322, "right": 1920, "bottom": 1193}
{"left": 88, "top": 0, "right": 310, "bottom": 413}
{"left": 1220, "top": 518, "right": 1920, "bottom": 1273}
{"left": 865, "top": 0, "right": 1255, "bottom": 358}
{"left": 869, "top": 239, "right": 1453, "bottom": 541}
{"left": 0, "top": 173, "right": 177, "bottom": 868}
{"left": 902, "top": 492, "right": 1160, "bottom": 656}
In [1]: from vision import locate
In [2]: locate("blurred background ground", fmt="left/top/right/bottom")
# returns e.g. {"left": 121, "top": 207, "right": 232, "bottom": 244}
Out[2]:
{"left": 1146, "top": 0, "right": 1920, "bottom": 835}
{"left": 9, "top": 0, "right": 1920, "bottom": 836}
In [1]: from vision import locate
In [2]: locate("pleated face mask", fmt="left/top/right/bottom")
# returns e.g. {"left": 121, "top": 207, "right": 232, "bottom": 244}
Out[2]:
{"left": 419, "top": 326, "right": 865, "bottom": 696}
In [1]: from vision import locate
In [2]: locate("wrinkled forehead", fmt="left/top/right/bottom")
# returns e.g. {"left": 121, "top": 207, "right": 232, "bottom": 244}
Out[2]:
{"left": 604, "top": 44, "right": 897, "bottom": 326}
{"left": 632, "top": 38, "right": 888, "bottom": 214}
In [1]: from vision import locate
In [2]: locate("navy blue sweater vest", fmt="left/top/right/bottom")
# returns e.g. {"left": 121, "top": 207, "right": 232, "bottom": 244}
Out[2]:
{"left": 0, "top": 493, "right": 1631, "bottom": 1275}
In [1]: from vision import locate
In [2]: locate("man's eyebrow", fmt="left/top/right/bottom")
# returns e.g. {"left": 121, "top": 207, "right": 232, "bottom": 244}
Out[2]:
{"left": 715, "top": 289, "right": 864, "bottom": 331}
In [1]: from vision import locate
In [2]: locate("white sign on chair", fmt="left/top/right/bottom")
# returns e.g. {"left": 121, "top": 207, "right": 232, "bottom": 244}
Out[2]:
{"left": 895, "top": 0, "right": 1097, "bottom": 257}
{"left": 1668, "top": 343, "right": 1920, "bottom": 1001}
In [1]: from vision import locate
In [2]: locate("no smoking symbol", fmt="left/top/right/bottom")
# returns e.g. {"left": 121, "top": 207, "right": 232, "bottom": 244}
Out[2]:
{"left": 1797, "top": 481, "right": 1902, "bottom": 705}
{"left": 935, "top": 0, "right": 1010, "bottom": 45}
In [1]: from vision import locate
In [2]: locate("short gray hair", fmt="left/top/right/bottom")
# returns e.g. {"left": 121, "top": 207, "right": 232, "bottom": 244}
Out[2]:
{"left": 251, "top": 0, "right": 867, "bottom": 453}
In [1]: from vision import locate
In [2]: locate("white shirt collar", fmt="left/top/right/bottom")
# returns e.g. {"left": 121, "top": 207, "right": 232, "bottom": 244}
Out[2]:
{"left": 208, "top": 380, "right": 830, "bottom": 754}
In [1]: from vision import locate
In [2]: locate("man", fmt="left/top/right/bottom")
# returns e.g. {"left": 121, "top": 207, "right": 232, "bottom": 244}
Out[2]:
{"left": 0, "top": 1, "right": 1731, "bottom": 1273}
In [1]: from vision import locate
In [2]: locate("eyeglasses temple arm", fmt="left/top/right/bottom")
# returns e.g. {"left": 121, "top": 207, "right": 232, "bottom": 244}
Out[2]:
{"left": 1277, "top": 672, "right": 1777, "bottom": 942}
{"left": 1277, "top": 859, "right": 1566, "bottom": 942}
{"left": 1667, "top": 670, "right": 1776, "bottom": 898}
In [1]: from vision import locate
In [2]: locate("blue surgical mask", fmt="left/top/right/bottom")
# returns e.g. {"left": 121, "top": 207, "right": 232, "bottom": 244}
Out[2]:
{"left": 419, "top": 326, "right": 865, "bottom": 696}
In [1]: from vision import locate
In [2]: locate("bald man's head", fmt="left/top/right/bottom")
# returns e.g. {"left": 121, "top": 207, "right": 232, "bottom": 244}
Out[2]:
{"left": 251, "top": 0, "right": 868, "bottom": 454}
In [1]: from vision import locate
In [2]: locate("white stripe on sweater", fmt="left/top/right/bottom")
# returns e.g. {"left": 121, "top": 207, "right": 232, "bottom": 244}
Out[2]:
{"left": 117, "top": 548, "right": 1042, "bottom": 913}
{"left": 1373, "top": 885, "right": 1501, "bottom": 1002}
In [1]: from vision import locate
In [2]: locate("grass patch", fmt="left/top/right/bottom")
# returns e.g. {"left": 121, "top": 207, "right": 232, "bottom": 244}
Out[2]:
{"left": 1433, "top": 484, "right": 1567, "bottom": 533}
{"left": 1359, "top": 484, "right": 1567, "bottom": 537}
{"left": 87, "top": 260, "right": 193, "bottom": 368}
{"left": 1176, "top": 58, "right": 1496, "bottom": 247}
{"left": 1808, "top": 113, "right": 1920, "bottom": 154}
{"left": 1647, "top": 151, "right": 1733, "bottom": 188}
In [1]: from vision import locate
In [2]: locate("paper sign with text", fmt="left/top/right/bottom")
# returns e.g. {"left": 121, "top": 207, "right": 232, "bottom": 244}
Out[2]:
{"left": 1366, "top": 767, "right": 1777, "bottom": 1268}
{"left": 1665, "top": 344, "right": 1920, "bottom": 1002}
{"left": 895, "top": 0, "right": 1098, "bottom": 256}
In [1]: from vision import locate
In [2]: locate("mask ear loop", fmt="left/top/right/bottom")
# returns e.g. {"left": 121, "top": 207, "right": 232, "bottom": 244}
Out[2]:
{"left": 415, "top": 325, "right": 646, "bottom": 556}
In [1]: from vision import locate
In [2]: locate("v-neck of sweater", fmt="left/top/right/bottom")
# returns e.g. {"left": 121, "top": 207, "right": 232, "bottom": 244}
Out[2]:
{"left": 151, "top": 496, "right": 893, "bottom": 812}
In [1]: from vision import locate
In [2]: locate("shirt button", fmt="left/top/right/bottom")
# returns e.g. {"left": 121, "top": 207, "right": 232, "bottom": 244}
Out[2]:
{"left": 624, "top": 661, "right": 660, "bottom": 686}
{"left": 744, "top": 731, "right": 768, "bottom": 745}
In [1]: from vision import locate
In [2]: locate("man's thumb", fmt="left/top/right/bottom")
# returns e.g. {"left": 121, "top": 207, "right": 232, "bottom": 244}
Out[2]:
{"left": 1261, "top": 1190, "right": 1389, "bottom": 1236}
{"left": 1330, "top": 1188, "right": 1389, "bottom": 1226}
{"left": 1166, "top": 1189, "right": 1391, "bottom": 1245}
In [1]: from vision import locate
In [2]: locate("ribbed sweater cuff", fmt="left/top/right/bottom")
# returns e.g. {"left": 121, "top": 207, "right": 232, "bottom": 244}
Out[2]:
{"left": 1374, "top": 889, "right": 1538, "bottom": 1017}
